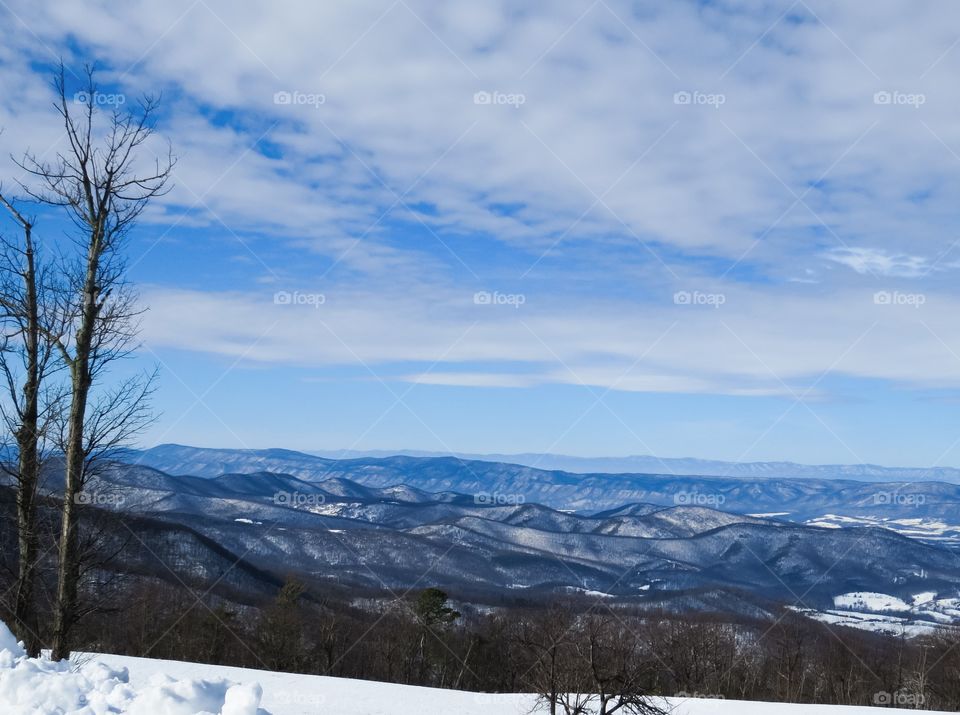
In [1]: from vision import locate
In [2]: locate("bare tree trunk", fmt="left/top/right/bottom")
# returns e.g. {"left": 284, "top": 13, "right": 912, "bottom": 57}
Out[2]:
{"left": 0, "top": 193, "right": 44, "bottom": 656}
{"left": 13, "top": 440, "right": 40, "bottom": 656}
{"left": 51, "top": 251, "right": 96, "bottom": 661}
{"left": 14, "top": 229, "right": 39, "bottom": 655}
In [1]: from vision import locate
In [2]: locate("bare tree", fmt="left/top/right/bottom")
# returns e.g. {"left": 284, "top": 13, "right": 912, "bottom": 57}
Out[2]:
{"left": 577, "top": 613, "right": 665, "bottom": 715}
{"left": 517, "top": 606, "right": 666, "bottom": 715}
{"left": 15, "top": 64, "right": 172, "bottom": 660}
{"left": 516, "top": 604, "right": 579, "bottom": 715}
{"left": 0, "top": 191, "right": 65, "bottom": 655}
{"left": 256, "top": 578, "right": 308, "bottom": 672}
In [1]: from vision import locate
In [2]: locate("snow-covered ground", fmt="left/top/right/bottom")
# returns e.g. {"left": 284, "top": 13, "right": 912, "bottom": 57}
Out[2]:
{"left": 790, "top": 590, "right": 960, "bottom": 637}
{"left": 0, "top": 622, "right": 261, "bottom": 714}
{"left": 0, "top": 620, "right": 952, "bottom": 714}
{"left": 806, "top": 514, "right": 960, "bottom": 545}
{"left": 833, "top": 592, "right": 912, "bottom": 612}
{"left": 79, "top": 653, "right": 959, "bottom": 714}
{"left": 792, "top": 607, "right": 948, "bottom": 638}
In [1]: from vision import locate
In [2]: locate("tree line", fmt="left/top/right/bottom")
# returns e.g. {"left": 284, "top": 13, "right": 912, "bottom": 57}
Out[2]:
{"left": 39, "top": 567, "right": 960, "bottom": 713}
{"left": 0, "top": 64, "right": 171, "bottom": 661}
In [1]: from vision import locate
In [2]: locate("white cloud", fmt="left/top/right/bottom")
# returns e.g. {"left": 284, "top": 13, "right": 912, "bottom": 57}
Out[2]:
{"left": 4, "top": 0, "right": 960, "bottom": 273}
{"left": 4, "top": 0, "right": 960, "bottom": 401}
{"left": 139, "top": 282, "right": 960, "bottom": 395}
{"left": 823, "top": 247, "right": 934, "bottom": 277}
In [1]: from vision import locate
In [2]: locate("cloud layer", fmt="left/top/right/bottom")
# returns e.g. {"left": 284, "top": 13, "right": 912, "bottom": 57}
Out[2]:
{"left": 2, "top": 0, "right": 960, "bottom": 401}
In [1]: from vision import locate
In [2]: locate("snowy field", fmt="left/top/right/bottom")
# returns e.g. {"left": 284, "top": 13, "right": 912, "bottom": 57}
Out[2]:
{"left": 78, "top": 653, "right": 960, "bottom": 714}
{"left": 786, "top": 590, "right": 960, "bottom": 638}
{"left": 0, "top": 621, "right": 951, "bottom": 714}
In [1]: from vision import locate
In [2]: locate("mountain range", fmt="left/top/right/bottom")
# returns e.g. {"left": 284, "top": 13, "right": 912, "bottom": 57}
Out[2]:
{"left": 128, "top": 444, "right": 960, "bottom": 522}
{"left": 26, "top": 443, "right": 955, "bottom": 632}
{"left": 307, "top": 448, "right": 960, "bottom": 482}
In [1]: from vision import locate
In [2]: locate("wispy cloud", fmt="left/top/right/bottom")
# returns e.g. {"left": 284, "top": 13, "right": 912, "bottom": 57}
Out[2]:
{"left": 823, "top": 247, "right": 935, "bottom": 278}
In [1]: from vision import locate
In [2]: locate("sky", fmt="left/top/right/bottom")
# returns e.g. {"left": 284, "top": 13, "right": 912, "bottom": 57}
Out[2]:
{"left": 1, "top": 0, "right": 960, "bottom": 466}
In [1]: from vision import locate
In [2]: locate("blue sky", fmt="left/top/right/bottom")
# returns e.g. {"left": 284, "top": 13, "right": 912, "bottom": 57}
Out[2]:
{"left": 3, "top": 0, "right": 960, "bottom": 466}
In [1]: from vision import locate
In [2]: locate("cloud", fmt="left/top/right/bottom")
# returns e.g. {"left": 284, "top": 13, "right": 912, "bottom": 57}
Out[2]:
{"left": 403, "top": 372, "right": 544, "bottom": 389}
{"left": 139, "top": 281, "right": 960, "bottom": 395}
{"left": 4, "top": 0, "right": 960, "bottom": 404}
{"left": 4, "top": 0, "right": 960, "bottom": 276}
{"left": 823, "top": 247, "right": 935, "bottom": 277}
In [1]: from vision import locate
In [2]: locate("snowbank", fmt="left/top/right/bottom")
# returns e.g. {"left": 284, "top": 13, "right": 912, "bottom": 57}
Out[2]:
{"left": 85, "top": 650, "right": 958, "bottom": 715}
{"left": 0, "top": 620, "right": 265, "bottom": 714}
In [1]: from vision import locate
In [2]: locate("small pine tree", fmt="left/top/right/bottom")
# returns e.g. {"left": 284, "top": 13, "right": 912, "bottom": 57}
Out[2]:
{"left": 412, "top": 588, "right": 461, "bottom": 685}
{"left": 414, "top": 588, "right": 460, "bottom": 627}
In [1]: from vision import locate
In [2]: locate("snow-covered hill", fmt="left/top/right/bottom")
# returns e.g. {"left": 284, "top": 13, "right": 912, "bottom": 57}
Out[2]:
{"left": 75, "top": 651, "right": 960, "bottom": 715}
{"left": 789, "top": 590, "right": 960, "bottom": 638}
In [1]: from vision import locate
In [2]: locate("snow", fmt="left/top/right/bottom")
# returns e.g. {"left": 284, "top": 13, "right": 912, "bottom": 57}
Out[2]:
{"left": 0, "top": 621, "right": 264, "bottom": 714}
{"left": 834, "top": 592, "right": 911, "bottom": 612}
{"left": 790, "top": 590, "right": 960, "bottom": 637}
{"left": 0, "top": 622, "right": 20, "bottom": 656}
{"left": 563, "top": 586, "right": 615, "bottom": 598}
{"left": 793, "top": 607, "right": 946, "bottom": 638}
{"left": 805, "top": 514, "right": 960, "bottom": 543}
{"left": 77, "top": 651, "right": 954, "bottom": 715}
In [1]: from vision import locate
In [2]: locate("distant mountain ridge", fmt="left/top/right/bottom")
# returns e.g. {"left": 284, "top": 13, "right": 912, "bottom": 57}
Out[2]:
{"left": 127, "top": 444, "right": 960, "bottom": 521}
{"left": 308, "top": 448, "right": 960, "bottom": 482}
